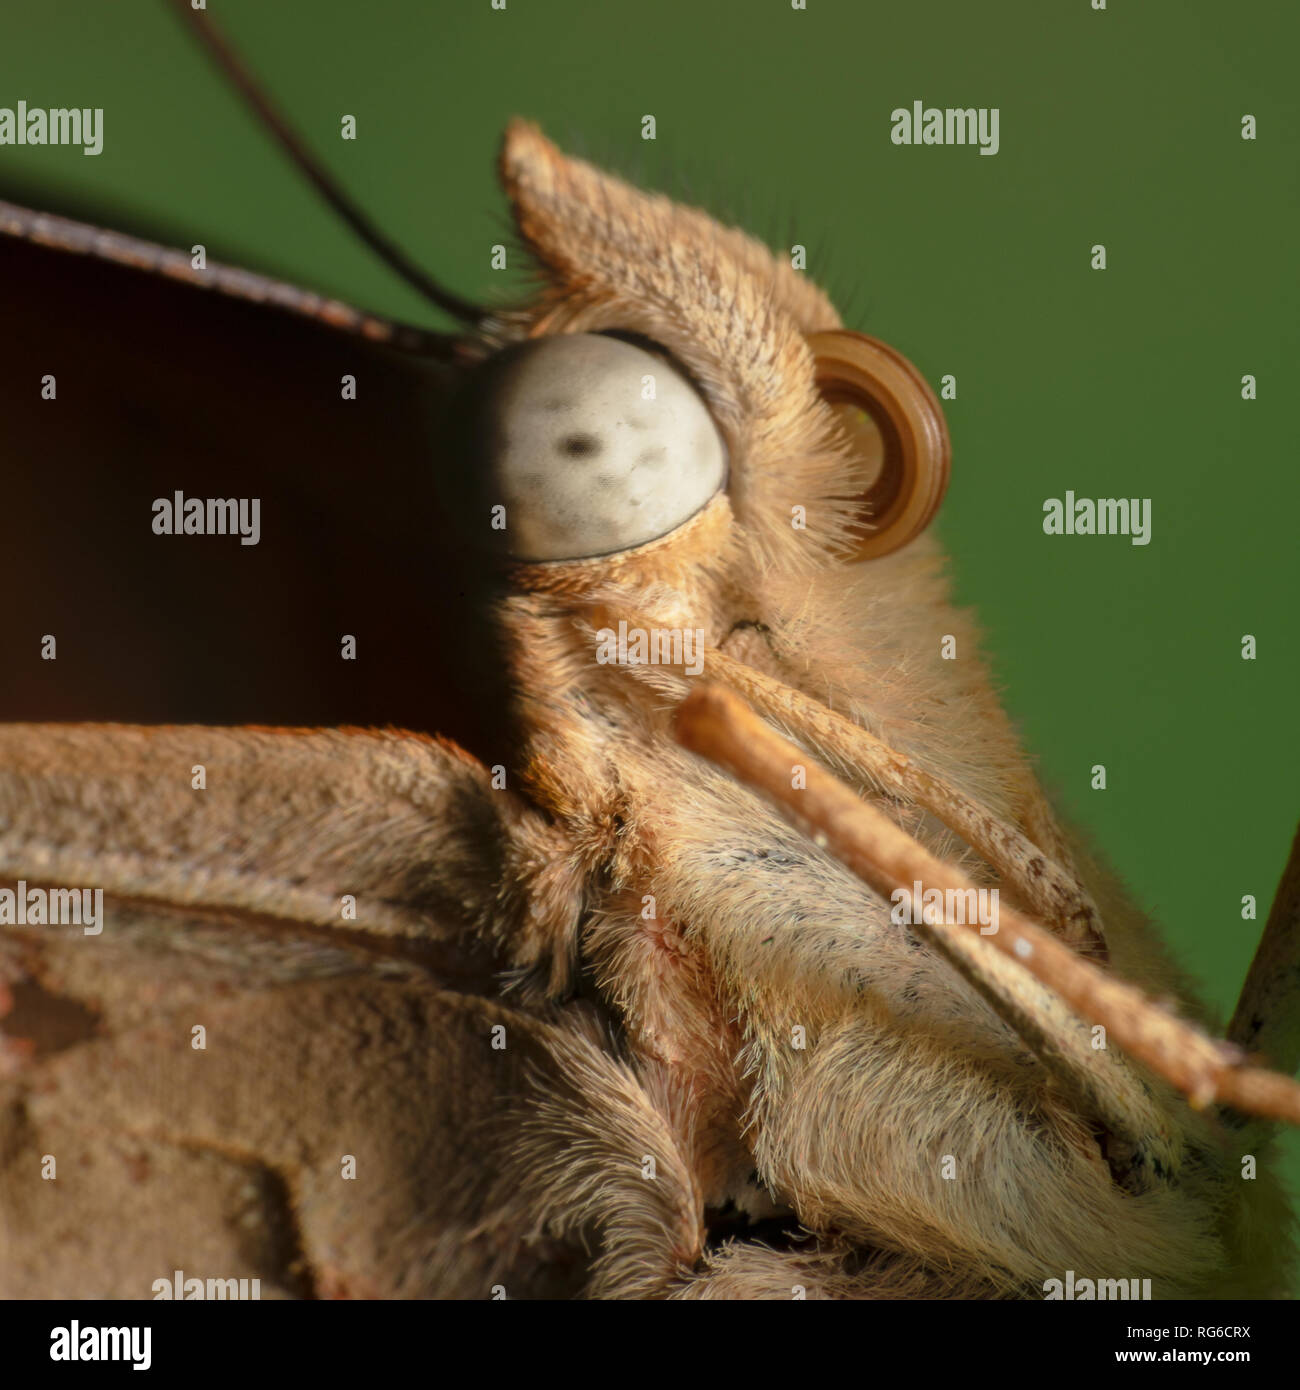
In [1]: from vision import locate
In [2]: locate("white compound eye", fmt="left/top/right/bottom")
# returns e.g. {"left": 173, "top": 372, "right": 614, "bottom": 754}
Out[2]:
{"left": 470, "top": 333, "right": 727, "bottom": 562}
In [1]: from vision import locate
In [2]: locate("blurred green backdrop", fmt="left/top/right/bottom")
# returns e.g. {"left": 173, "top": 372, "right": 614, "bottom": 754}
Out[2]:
{"left": 3, "top": 0, "right": 1297, "bottom": 1227}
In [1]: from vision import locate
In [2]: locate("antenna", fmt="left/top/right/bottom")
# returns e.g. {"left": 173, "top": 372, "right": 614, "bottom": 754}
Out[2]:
{"left": 169, "top": 0, "right": 486, "bottom": 328}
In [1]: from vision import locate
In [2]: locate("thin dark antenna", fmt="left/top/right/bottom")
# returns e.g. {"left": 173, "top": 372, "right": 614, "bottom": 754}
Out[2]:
{"left": 170, "top": 0, "right": 485, "bottom": 327}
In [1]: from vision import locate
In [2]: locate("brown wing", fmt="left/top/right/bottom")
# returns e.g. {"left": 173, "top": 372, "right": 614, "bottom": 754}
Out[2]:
{"left": 0, "top": 898, "right": 591, "bottom": 1299}
{"left": 0, "top": 723, "right": 601, "bottom": 1298}
{"left": 0, "top": 197, "right": 625, "bottom": 1298}
{"left": 0, "top": 209, "right": 508, "bottom": 763}
{"left": 0, "top": 199, "right": 450, "bottom": 353}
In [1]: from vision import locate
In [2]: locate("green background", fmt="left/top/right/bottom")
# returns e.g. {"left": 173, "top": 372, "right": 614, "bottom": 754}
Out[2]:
{"left": 3, "top": 0, "right": 1298, "bottom": 1220}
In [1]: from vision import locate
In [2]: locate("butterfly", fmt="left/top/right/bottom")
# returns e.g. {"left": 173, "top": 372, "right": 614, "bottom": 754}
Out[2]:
{"left": 1, "top": 3, "right": 1297, "bottom": 1300}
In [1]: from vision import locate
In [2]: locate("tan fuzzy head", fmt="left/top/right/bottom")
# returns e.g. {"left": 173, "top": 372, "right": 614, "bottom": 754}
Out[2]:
{"left": 474, "top": 122, "right": 1300, "bottom": 1299}
{"left": 497, "top": 120, "right": 874, "bottom": 574}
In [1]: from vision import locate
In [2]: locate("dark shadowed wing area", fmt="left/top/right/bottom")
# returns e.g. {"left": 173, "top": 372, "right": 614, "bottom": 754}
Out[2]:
{"left": 0, "top": 222, "right": 511, "bottom": 765}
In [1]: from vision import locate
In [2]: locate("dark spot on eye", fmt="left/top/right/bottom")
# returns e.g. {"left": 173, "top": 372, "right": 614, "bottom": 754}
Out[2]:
{"left": 637, "top": 445, "right": 667, "bottom": 466}
{"left": 558, "top": 432, "right": 602, "bottom": 458}
{"left": 543, "top": 398, "right": 572, "bottom": 412}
